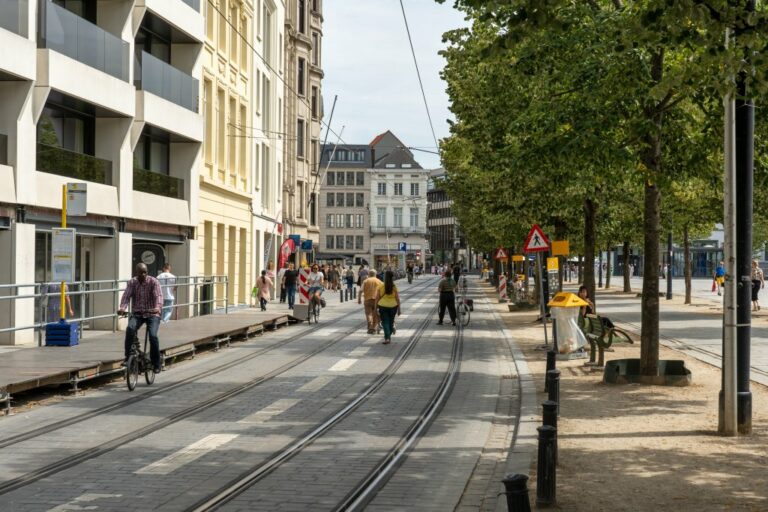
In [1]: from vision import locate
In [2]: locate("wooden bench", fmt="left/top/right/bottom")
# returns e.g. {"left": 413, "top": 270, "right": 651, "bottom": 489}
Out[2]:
{"left": 581, "top": 314, "right": 634, "bottom": 367}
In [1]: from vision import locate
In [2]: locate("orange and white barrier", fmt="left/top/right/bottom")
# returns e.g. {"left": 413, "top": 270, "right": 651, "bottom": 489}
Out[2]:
{"left": 499, "top": 277, "right": 507, "bottom": 302}
{"left": 298, "top": 268, "right": 310, "bottom": 304}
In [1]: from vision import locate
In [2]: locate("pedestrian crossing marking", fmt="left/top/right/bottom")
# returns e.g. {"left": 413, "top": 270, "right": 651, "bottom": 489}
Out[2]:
{"left": 329, "top": 358, "right": 357, "bottom": 372}
{"left": 47, "top": 494, "right": 123, "bottom": 512}
{"left": 237, "top": 398, "right": 301, "bottom": 424}
{"left": 348, "top": 346, "right": 371, "bottom": 358}
{"left": 297, "top": 375, "right": 335, "bottom": 392}
{"left": 136, "top": 434, "right": 238, "bottom": 475}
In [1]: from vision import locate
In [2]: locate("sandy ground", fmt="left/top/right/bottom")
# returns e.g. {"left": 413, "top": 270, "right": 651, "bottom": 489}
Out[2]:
{"left": 498, "top": 292, "right": 768, "bottom": 512}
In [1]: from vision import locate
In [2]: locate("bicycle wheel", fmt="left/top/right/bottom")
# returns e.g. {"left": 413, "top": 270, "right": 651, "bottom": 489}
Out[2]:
{"left": 313, "top": 303, "right": 320, "bottom": 323}
{"left": 457, "top": 303, "right": 470, "bottom": 327}
{"left": 144, "top": 357, "right": 156, "bottom": 386}
{"left": 125, "top": 355, "right": 139, "bottom": 391}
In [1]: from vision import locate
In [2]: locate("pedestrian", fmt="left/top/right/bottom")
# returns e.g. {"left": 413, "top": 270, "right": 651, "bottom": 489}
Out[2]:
{"left": 359, "top": 269, "right": 382, "bottom": 334}
{"left": 375, "top": 270, "right": 400, "bottom": 344}
{"left": 714, "top": 260, "right": 725, "bottom": 296}
{"left": 345, "top": 265, "right": 355, "bottom": 292}
{"left": 277, "top": 264, "right": 287, "bottom": 303}
{"left": 578, "top": 285, "right": 615, "bottom": 328}
{"left": 157, "top": 263, "right": 176, "bottom": 323}
{"left": 751, "top": 260, "right": 764, "bottom": 311}
{"left": 357, "top": 264, "right": 368, "bottom": 288}
{"left": 44, "top": 282, "right": 74, "bottom": 323}
{"left": 257, "top": 270, "right": 273, "bottom": 311}
{"left": 436, "top": 270, "right": 457, "bottom": 326}
{"left": 282, "top": 263, "right": 298, "bottom": 309}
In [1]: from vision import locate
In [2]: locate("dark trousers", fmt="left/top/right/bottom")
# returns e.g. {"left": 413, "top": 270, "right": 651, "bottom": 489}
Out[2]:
{"left": 378, "top": 306, "right": 397, "bottom": 340}
{"left": 260, "top": 297, "right": 267, "bottom": 310}
{"left": 125, "top": 315, "right": 161, "bottom": 369}
{"left": 286, "top": 284, "right": 296, "bottom": 308}
{"left": 280, "top": 285, "right": 286, "bottom": 302}
{"left": 439, "top": 292, "right": 456, "bottom": 323}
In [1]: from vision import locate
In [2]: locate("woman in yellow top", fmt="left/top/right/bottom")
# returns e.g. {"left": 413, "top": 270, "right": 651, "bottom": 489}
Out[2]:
{"left": 375, "top": 270, "right": 401, "bottom": 344}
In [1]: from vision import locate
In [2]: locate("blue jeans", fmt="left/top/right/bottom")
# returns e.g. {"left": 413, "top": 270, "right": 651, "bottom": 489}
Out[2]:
{"left": 162, "top": 299, "right": 174, "bottom": 323}
{"left": 378, "top": 306, "right": 397, "bottom": 341}
{"left": 286, "top": 284, "right": 296, "bottom": 308}
{"left": 125, "top": 315, "right": 161, "bottom": 369}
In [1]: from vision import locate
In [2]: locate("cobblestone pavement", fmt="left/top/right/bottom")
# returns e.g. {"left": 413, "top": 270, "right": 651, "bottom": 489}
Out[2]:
{"left": 0, "top": 276, "right": 530, "bottom": 511}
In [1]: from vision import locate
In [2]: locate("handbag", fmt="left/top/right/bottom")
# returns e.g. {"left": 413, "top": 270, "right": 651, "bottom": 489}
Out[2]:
{"left": 711, "top": 280, "right": 717, "bottom": 293}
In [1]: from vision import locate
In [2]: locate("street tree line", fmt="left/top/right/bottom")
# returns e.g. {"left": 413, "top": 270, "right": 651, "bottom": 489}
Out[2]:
{"left": 436, "top": 0, "right": 768, "bottom": 375}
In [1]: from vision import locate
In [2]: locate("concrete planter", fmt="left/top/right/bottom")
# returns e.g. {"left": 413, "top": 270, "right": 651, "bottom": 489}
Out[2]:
{"left": 603, "top": 359, "right": 692, "bottom": 386}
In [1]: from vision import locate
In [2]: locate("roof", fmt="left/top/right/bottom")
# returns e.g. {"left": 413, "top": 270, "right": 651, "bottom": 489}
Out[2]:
{"left": 374, "top": 147, "right": 423, "bottom": 169}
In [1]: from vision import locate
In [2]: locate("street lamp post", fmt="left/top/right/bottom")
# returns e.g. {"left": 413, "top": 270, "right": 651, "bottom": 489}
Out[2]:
{"left": 598, "top": 249, "right": 603, "bottom": 288}
{"left": 667, "top": 232, "right": 673, "bottom": 300}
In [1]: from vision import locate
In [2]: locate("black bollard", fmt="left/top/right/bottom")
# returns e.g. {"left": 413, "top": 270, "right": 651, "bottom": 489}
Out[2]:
{"left": 542, "top": 400, "right": 558, "bottom": 465}
{"left": 345, "top": 289, "right": 349, "bottom": 301}
{"left": 536, "top": 425, "right": 557, "bottom": 508}
{"left": 502, "top": 473, "right": 531, "bottom": 512}
{"left": 339, "top": 289, "right": 344, "bottom": 303}
{"left": 546, "top": 369, "right": 560, "bottom": 416}
{"left": 545, "top": 350, "right": 556, "bottom": 392}
{"left": 352, "top": 287, "right": 357, "bottom": 299}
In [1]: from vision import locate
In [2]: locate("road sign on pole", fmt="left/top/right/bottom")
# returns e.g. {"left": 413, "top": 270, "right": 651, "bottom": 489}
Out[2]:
{"left": 398, "top": 242, "right": 407, "bottom": 252}
{"left": 523, "top": 225, "right": 550, "bottom": 253}
{"left": 494, "top": 247, "right": 509, "bottom": 260}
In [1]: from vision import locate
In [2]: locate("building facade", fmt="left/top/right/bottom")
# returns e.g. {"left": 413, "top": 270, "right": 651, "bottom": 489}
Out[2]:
{"left": 282, "top": 0, "right": 323, "bottom": 248}
{"left": 427, "top": 168, "right": 471, "bottom": 267}
{"left": 1, "top": 0, "right": 204, "bottom": 344}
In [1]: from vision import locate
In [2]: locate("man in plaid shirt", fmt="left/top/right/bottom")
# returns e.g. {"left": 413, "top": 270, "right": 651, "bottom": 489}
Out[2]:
{"left": 118, "top": 263, "right": 163, "bottom": 372}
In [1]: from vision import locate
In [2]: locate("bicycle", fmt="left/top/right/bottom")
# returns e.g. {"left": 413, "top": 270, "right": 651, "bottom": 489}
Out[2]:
{"left": 309, "top": 288, "right": 325, "bottom": 324}
{"left": 121, "top": 313, "right": 157, "bottom": 391}
{"left": 456, "top": 277, "right": 471, "bottom": 327}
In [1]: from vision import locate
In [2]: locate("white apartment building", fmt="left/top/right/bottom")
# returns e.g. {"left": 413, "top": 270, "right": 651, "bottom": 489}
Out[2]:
{"left": 367, "top": 132, "right": 429, "bottom": 270}
{"left": 0, "top": 0, "right": 204, "bottom": 344}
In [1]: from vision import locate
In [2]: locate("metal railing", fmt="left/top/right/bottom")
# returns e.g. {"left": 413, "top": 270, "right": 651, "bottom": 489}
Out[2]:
{"left": 0, "top": 275, "right": 229, "bottom": 346}
{"left": 135, "top": 51, "right": 199, "bottom": 112}
{"left": 39, "top": 0, "right": 129, "bottom": 81}
{"left": 37, "top": 142, "right": 112, "bottom": 185}
{"left": 0, "top": 0, "right": 28, "bottom": 37}
{"left": 133, "top": 166, "right": 184, "bottom": 199}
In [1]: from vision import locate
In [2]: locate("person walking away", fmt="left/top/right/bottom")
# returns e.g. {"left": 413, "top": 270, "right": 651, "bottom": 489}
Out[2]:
{"left": 751, "top": 260, "right": 764, "bottom": 311}
{"left": 406, "top": 263, "right": 414, "bottom": 284}
{"left": 359, "top": 269, "right": 383, "bottom": 334}
{"left": 118, "top": 263, "right": 163, "bottom": 373}
{"left": 283, "top": 263, "right": 298, "bottom": 309}
{"left": 277, "top": 265, "right": 287, "bottom": 303}
{"left": 44, "top": 282, "right": 74, "bottom": 323}
{"left": 375, "top": 270, "right": 400, "bottom": 344}
{"left": 257, "top": 270, "right": 273, "bottom": 311}
{"left": 714, "top": 260, "right": 725, "bottom": 296}
{"left": 345, "top": 266, "right": 355, "bottom": 293}
{"left": 357, "top": 265, "right": 368, "bottom": 288}
{"left": 157, "top": 263, "right": 176, "bottom": 323}
{"left": 437, "top": 270, "right": 457, "bottom": 325}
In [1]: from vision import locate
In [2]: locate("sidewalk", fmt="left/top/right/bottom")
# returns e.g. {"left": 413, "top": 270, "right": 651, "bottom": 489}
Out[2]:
{"left": 493, "top": 283, "right": 768, "bottom": 511}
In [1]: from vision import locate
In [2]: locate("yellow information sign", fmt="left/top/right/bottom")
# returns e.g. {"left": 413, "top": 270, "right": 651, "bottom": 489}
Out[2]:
{"left": 551, "top": 240, "right": 569, "bottom": 256}
{"left": 546, "top": 257, "right": 559, "bottom": 272}
{"left": 512, "top": 255, "right": 524, "bottom": 262}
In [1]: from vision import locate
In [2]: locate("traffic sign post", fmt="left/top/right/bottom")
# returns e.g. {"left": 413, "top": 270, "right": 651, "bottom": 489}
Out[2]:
{"left": 524, "top": 225, "right": 551, "bottom": 350}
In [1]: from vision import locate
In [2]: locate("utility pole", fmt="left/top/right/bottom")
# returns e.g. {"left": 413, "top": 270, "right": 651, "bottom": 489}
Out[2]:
{"left": 735, "top": 1, "right": 755, "bottom": 434}
{"left": 666, "top": 232, "right": 673, "bottom": 300}
{"left": 598, "top": 249, "right": 603, "bottom": 288}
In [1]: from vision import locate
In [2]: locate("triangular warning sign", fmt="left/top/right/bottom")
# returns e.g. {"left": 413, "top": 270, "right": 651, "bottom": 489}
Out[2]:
{"left": 494, "top": 247, "right": 509, "bottom": 260}
{"left": 523, "top": 224, "right": 550, "bottom": 253}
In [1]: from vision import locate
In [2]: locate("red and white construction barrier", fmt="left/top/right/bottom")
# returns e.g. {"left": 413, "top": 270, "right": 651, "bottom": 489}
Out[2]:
{"left": 498, "top": 277, "right": 507, "bottom": 302}
{"left": 298, "top": 267, "right": 310, "bottom": 305}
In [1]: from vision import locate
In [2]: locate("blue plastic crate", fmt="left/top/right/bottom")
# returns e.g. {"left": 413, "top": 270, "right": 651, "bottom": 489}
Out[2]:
{"left": 45, "top": 320, "right": 79, "bottom": 346}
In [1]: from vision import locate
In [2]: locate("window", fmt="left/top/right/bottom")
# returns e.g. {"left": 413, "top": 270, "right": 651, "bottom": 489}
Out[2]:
{"left": 327, "top": 172, "right": 335, "bottom": 185}
{"left": 326, "top": 192, "right": 334, "bottom": 207}
{"left": 345, "top": 236, "right": 354, "bottom": 250}
{"left": 228, "top": 97, "right": 237, "bottom": 176}
{"left": 377, "top": 182, "right": 386, "bottom": 196}
{"left": 312, "top": 139, "right": 318, "bottom": 168}
{"left": 297, "top": 119, "right": 305, "bottom": 158}
{"left": 346, "top": 193, "right": 354, "bottom": 207}
{"left": 355, "top": 193, "right": 364, "bottom": 207}
{"left": 217, "top": 89, "right": 226, "bottom": 171}
{"left": 336, "top": 235, "right": 344, "bottom": 249}
{"left": 336, "top": 192, "right": 344, "bottom": 207}
{"left": 410, "top": 183, "right": 420, "bottom": 196}
{"left": 355, "top": 236, "right": 364, "bottom": 250}
{"left": 394, "top": 207, "right": 403, "bottom": 227}
{"left": 230, "top": 4, "right": 238, "bottom": 65}
{"left": 336, "top": 213, "right": 344, "bottom": 227}
{"left": 337, "top": 172, "right": 345, "bottom": 185}
{"left": 298, "top": 0, "right": 306, "bottom": 33}
{"left": 410, "top": 208, "right": 419, "bottom": 227}
{"left": 297, "top": 58, "right": 306, "bottom": 96}
{"left": 298, "top": 180, "right": 305, "bottom": 218}
{"left": 311, "top": 86, "right": 318, "bottom": 118}
{"left": 262, "top": 76, "right": 270, "bottom": 131}
{"left": 377, "top": 207, "right": 386, "bottom": 227}
{"left": 326, "top": 235, "right": 334, "bottom": 249}
{"left": 203, "top": 79, "right": 213, "bottom": 164}
{"left": 386, "top": 163, "right": 396, "bottom": 168}
{"left": 310, "top": 193, "right": 317, "bottom": 225}
{"left": 206, "top": 0, "right": 215, "bottom": 41}
{"left": 263, "top": 5, "right": 272, "bottom": 66}
{"left": 219, "top": 0, "right": 227, "bottom": 50}
{"left": 346, "top": 172, "right": 355, "bottom": 185}
{"left": 312, "top": 33, "right": 320, "bottom": 65}
{"left": 326, "top": 214, "right": 334, "bottom": 228}
{"left": 394, "top": 183, "right": 403, "bottom": 196}
{"left": 402, "top": 163, "right": 412, "bottom": 169}
{"left": 346, "top": 214, "right": 353, "bottom": 228}
{"left": 134, "top": 131, "right": 169, "bottom": 174}
{"left": 356, "top": 172, "right": 365, "bottom": 186}
{"left": 241, "top": 17, "right": 249, "bottom": 72}
{"left": 356, "top": 214, "right": 364, "bottom": 228}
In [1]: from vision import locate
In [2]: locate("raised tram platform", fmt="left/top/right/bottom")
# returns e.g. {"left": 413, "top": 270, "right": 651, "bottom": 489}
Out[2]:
{"left": 0, "top": 310, "right": 294, "bottom": 414}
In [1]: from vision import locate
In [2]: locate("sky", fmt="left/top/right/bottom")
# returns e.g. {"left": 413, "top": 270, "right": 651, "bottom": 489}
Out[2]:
{"left": 322, "top": 0, "right": 468, "bottom": 170}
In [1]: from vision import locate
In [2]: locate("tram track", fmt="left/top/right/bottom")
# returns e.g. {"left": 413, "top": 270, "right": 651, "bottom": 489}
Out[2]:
{"left": 0, "top": 279, "right": 436, "bottom": 497}
{"left": 186, "top": 299, "right": 461, "bottom": 512}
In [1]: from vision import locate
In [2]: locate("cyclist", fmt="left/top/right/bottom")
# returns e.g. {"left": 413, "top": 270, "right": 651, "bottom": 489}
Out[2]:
{"left": 406, "top": 263, "right": 414, "bottom": 284}
{"left": 308, "top": 264, "right": 325, "bottom": 309}
{"left": 118, "top": 263, "right": 163, "bottom": 373}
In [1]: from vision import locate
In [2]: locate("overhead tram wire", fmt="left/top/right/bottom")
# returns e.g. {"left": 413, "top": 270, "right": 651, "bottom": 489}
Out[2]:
{"left": 398, "top": 0, "right": 440, "bottom": 153}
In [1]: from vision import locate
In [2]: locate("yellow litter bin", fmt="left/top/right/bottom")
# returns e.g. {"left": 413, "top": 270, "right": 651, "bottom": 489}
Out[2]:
{"left": 547, "top": 292, "right": 588, "bottom": 354}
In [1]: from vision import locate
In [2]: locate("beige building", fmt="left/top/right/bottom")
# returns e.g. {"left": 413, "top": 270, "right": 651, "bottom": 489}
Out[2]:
{"left": 282, "top": 0, "right": 323, "bottom": 248}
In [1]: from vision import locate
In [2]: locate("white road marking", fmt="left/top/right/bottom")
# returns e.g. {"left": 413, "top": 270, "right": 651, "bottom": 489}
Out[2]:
{"left": 329, "top": 358, "right": 357, "bottom": 372}
{"left": 314, "top": 328, "right": 340, "bottom": 337}
{"left": 297, "top": 375, "right": 334, "bottom": 392}
{"left": 348, "top": 346, "right": 371, "bottom": 358}
{"left": 238, "top": 398, "right": 300, "bottom": 424}
{"left": 136, "top": 434, "right": 238, "bottom": 475}
{"left": 48, "top": 494, "right": 122, "bottom": 512}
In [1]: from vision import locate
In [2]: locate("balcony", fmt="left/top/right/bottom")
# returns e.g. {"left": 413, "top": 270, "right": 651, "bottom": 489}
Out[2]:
{"left": 39, "top": 0, "right": 129, "bottom": 81}
{"left": 0, "top": 0, "right": 27, "bottom": 36}
{"left": 135, "top": 51, "right": 198, "bottom": 112}
{"left": 36, "top": 142, "right": 112, "bottom": 185}
{"left": 133, "top": 167, "right": 184, "bottom": 199}
{"left": 370, "top": 226, "right": 427, "bottom": 235}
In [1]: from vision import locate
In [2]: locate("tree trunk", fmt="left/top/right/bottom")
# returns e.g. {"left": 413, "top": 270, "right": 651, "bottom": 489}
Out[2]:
{"left": 684, "top": 225, "right": 692, "bottom": 304}
{"left": 623, "top": 240, "right": 631, "bottom": 292}
{"left": 605, "top": 244, "right": 612, "bottom": 289}
{"left": 583, "top": 198, "right": 597, "bottom": 305}
{"left": 578, "top": 254, "right": 583, "bottom": 283}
